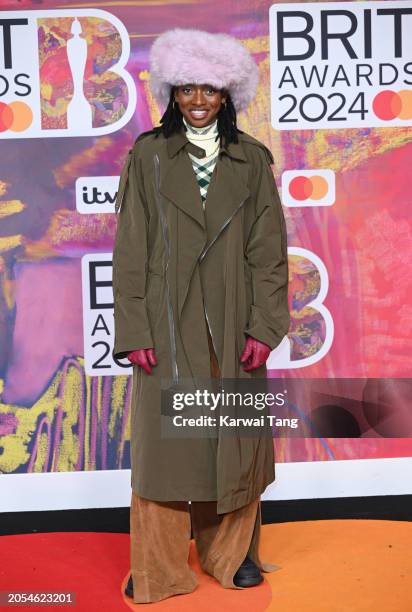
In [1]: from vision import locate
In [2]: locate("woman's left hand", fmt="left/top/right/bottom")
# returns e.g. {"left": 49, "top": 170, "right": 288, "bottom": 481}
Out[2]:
{"left": 240, "top": 336, "right": 271, "bottom": 371}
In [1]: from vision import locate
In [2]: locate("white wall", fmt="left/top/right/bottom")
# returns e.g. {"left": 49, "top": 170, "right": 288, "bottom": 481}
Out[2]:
{"left": 1, "top": 457, "right": 411, "bottom": 512}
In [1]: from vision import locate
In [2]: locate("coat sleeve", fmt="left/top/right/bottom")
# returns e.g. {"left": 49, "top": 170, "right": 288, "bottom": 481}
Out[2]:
{"left": 112, "top": 147, "right": 153, "bottom": 359}
{"left": 244, "top": 146, "right": 290, "bottom": 350}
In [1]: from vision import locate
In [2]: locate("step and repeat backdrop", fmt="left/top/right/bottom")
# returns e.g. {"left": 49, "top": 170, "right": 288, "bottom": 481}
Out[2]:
{"left": 1, "top": 0, "right": 411, "bottom": 510}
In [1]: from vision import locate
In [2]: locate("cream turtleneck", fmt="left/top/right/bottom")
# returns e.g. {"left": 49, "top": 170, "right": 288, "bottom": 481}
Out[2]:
{"left": 182, "top": 116, "right": 220, "bottom": 209}
{"left": 182, "top": 116, "right": 220, "bottom": 159}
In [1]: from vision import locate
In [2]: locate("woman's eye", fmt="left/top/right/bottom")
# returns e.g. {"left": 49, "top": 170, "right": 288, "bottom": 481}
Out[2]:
{"left": 181, "top": 86, "right": 215, "bottom": 95}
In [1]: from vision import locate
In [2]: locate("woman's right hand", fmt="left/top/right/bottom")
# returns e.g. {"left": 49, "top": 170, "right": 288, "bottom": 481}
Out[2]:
{"left": 127, "top": 349, "right": 157, "bottom": 374}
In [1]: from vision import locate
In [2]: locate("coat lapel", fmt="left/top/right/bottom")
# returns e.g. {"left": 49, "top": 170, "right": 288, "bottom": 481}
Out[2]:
{"left": 201, "top": 150, "right": 250, "bottom": 260}
{"left": 158, "top": 126, "right": 250, "bottom": 318}
{"left": 159, "top": 145, "right": 206, "bottom": 230}
{"left": 162, "top": 126, "right": 250, "bottom": 250}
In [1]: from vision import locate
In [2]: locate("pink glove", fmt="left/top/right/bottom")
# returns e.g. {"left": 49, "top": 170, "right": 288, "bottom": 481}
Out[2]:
{"left": 240, "top": 336, "right": 271, "bottom": 371}
{"left": 127, "top": 348, "right": 157, "bottom": 375}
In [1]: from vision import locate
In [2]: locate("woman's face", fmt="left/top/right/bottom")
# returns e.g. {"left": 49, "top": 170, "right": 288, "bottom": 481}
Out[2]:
{"left": 174, "top": 84, "right": 226, "bottom": 128}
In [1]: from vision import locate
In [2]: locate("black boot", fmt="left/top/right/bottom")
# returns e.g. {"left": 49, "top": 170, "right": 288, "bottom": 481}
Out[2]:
{"left": 233, "top": 556, "right": 263, "bottom": 587}
{"left": 125, "top": 574, "right": 133, "bottom": 598}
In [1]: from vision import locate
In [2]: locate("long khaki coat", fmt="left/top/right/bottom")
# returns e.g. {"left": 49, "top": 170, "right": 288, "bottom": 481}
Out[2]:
{"left": 112, "top": 125, "right": 290, "bottom": 514}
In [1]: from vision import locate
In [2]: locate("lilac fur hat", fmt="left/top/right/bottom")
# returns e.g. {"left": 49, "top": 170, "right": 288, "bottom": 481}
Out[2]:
{"left": 148, "top": 28, "right": 259, "bottom": 112}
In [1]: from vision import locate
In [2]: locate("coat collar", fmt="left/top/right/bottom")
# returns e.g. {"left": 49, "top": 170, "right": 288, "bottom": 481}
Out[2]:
{"left": 166, "top": 125, "right": 248, "bottom": 162}
{"left": 159, "top": 128, "right": 250, "bottom": 239}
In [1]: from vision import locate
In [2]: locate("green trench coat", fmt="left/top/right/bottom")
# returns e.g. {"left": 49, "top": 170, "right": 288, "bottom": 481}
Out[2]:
{"left": 112, "top": 125, "right": 290, "bottom": 514}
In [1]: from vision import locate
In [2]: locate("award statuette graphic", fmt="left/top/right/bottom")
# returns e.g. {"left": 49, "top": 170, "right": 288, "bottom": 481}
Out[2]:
{"left": 66, "top": 18, "right": 93, "bottom": 130}
{"left": 0, "top": 9, "right": 136, "bottom": 138}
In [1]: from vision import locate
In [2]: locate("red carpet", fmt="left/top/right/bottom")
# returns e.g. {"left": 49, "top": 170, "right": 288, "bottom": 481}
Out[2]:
{"left": 0, "top": 532, "right": 130, "bottom": 611}
{"left": 1, "top": 521, "right": 412, "bottom": 611}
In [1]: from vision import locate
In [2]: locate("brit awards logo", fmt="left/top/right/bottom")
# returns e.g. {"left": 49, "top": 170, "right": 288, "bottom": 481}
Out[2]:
{"left": 0, "top": 10, "right": 136, "bottom": 138}
{"left": 269, "top": 1, "right": 412, "bottom": 130}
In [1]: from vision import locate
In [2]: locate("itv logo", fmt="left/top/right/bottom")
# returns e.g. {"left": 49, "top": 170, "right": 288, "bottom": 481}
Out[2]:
{"left": 76, "top": 176, "right": 120, "bottom": 214}
{"left": 0, "top": 10, "right": 136, "bottom": 138}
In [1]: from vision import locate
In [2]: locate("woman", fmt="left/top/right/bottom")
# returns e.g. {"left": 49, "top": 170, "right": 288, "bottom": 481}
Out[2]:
{"left": 112, "top": 28, "right": 290, "bottom": 604}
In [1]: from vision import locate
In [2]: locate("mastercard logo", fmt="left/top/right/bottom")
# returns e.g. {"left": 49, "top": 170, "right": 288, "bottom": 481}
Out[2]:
{"left": 282, "top": 170, "right": 335, "bottom": 207}
{"left": 373, "top": 90, "right": 412, "bottom": 121}
{"left": 0, "top": 101, "right": 33, "bottom": 133}
{"left": 288, "top": 175, "right": 329, "bottom": 201}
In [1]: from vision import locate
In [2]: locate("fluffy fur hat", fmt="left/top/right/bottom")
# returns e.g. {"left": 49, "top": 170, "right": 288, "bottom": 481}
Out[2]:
{"left": 148, "top": 28, "right": 259, "bottom": 113}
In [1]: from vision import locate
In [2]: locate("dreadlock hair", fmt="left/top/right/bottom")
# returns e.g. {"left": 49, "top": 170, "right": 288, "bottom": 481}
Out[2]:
{"left": 153, "top": 86, "right": 243, "bottom": 147}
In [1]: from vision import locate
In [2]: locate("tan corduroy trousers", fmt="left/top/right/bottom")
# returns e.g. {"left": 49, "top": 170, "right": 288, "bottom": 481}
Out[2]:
{"left": 129, "top": 317, "right": 277, "bottom": 604}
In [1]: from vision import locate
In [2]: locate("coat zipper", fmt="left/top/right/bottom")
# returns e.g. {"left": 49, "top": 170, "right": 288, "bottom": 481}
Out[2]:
{"left": 115, "top": 150, "right": 133, "bottom": 214}
{"left": 198, "top": 197, "right": 248, "bottom": 263}
{"left": 203, "top": 297, "right": 219, "bottom": 370}
{"left": 153, "top": 153, "right": 179, "bottom": 383}
{"left": 199, "top": 197, "right": 249, "bottom": 375}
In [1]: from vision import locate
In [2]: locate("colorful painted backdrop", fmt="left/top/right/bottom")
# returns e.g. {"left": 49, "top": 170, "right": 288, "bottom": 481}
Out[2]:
{"left": 0, "top": 0, "right": 411, "bottom": 481}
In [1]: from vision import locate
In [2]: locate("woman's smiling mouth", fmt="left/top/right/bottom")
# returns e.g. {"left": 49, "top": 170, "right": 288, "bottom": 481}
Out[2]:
{"left": 189, "top": 109, "right": 209, "bottom": 119}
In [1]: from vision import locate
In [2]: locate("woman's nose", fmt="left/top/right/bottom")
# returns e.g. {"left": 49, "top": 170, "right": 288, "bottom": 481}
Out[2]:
{"left": 193, "top": 88, "right": 206, "bottom": 105}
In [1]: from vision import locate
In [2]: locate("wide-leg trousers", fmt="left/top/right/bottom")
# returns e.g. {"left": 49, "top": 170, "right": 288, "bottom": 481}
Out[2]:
{"left": 128, "top": 316, "right": 277, "bottom": 604}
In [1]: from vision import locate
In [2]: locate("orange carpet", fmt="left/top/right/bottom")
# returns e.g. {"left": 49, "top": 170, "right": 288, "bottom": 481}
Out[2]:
{"left": 1, "top": 520, "right": 411, "bottom": 611}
